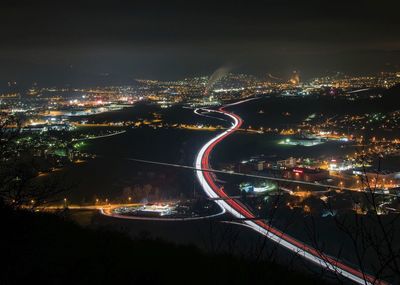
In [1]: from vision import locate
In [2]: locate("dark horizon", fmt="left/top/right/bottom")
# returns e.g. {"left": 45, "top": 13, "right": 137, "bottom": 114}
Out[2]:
{"left": 0, "top": 0, "right": 399, "bottom": 87}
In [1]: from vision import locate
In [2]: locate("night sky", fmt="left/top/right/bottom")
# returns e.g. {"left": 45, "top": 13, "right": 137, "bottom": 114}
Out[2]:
{"left": 1, "top": 0, "right": 399, "bottom": 86}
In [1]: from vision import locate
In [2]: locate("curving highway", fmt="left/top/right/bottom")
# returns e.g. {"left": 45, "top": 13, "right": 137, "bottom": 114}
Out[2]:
{"left": 100, "top": 206, "right": 225, "bottom": 221}
{"left": 195, "top": 101, "right": 386, "bottom": 285}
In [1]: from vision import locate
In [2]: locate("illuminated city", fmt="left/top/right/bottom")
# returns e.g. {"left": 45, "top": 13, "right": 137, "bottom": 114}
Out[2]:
{"left": 1, "top": 1, "right": 400, "bottom": 285}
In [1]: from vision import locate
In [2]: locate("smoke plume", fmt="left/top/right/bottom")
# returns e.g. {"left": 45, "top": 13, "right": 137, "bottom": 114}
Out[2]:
{"left": 204, "top": 66, "right": 231, "bottom": 95}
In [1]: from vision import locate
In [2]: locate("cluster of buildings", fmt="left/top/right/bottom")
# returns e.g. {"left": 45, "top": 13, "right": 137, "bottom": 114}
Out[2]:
{"left": 310, "top": 72, "right": 400, "bottom": 89}
{"left": 237, "top": 157, "right": 330, "bottom": 183}
{"left": 233, "top": 154, "right": 400, "bottom": 191}
{"left": 2, "top": 70, "right": 400, "bottom": 115}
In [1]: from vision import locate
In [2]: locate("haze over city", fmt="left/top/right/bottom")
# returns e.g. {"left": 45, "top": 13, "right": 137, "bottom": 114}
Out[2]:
{"left": 1, "top": 0, "right": 400, "bottom": 87}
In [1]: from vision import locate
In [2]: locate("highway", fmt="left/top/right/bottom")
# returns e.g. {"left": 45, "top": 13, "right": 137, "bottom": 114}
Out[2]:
{"left": 100, "top": 206, "right": 226, "bottom": 221}
{"left": 194, "top": 101, "right": 387, "bottom": 285}
{"left": 40, "top": 203, "right": 226, "bottom": 222}
{"left": 39, "top": 203, "right": 226, "bottom": 221}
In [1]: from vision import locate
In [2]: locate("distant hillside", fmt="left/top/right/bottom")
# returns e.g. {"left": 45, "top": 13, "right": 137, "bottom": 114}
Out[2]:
{"left": 310, "top": 84, "right": 400, "bottom": 114}
{"left": 380, "top": 84, "right": 400, "bottom": 110}
{"left": 1, "top": 207, "right": 328, "bottom": 285}
{"left": 318, "top": 84, "right": 400, "bottom": 114}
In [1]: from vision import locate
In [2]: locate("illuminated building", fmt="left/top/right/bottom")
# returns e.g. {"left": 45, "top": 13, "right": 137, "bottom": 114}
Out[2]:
{"left": 283, "top": 167, "right": 329, "bottom": 182}
{"left": 136, "top": 203, "right": 176, "bottom": 216}
{"left": 239, "top": 182, "right": 276, "bottom": 194}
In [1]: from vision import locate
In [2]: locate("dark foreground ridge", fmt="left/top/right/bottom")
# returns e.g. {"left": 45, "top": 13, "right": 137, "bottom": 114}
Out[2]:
{"left": 1, "top": 207, "right": 328, "bottom": 285}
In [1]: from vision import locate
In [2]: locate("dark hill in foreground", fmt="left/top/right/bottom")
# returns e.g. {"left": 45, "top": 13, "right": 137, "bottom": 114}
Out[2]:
{"left": 1, "top": 207, "right": 328, "bottom": 285}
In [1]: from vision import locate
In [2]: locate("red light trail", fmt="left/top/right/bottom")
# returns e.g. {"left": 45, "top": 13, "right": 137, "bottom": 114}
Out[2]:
{"left": 195, "top": 101, "right": 387, "bottom": 285}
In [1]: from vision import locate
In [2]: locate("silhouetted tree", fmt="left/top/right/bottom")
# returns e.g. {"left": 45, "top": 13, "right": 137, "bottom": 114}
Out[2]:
{"left": 0, "top": 113, "right": 68, "bottom": 208}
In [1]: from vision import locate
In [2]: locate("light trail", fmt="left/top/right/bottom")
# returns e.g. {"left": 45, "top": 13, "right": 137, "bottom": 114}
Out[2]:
{"left": 41, "top": 202, "right": 226, "bottom": 221}
{"left": 100, "top": 207, "right": 226, "bottom": 221}
{"left": 194, "top": 100, "right": 387, "bottom": 285}
{"left": 37, "top": 203, "right": 141, "bottom": 211}
{"left": 347, "top": 88, "right": 371, "bottom": 94}
{"left": 194, "top": 108, "right": 228, "bottom": 122}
